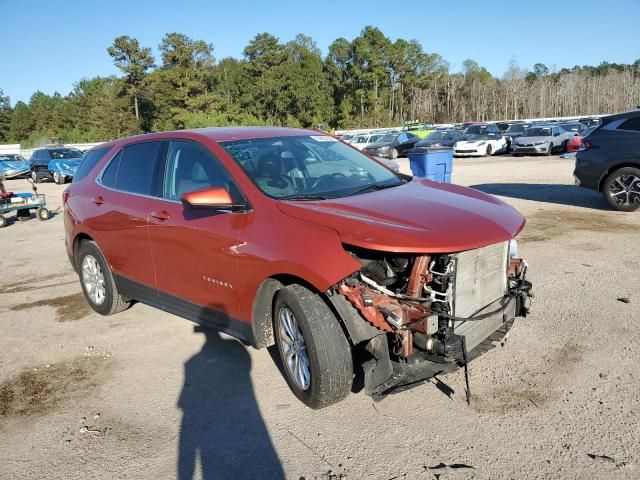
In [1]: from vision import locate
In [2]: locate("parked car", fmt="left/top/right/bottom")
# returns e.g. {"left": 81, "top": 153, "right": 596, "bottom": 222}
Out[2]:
{"left": 503, "top": 123, "right": 533, "bottom": 151}
{"left": 30, "top": 147, "right": 84, "bottom": 183}
{"left": 574, "top": 110, "right": 640, "bottom": 211}
{"left": 0, "top": 154, "right": 30, "bottom": 179}
{"left": 495, "top": 122, "right": 510, "bottom": 133}
{"left": 350, "top": 132, "right": 385, "bottom": 150}
{"left": 510, "top": 125, "right": 570, "bottom": 156}
{"left": 558, "top": 122, "right": 587, "bottom": 136}
{"left": 414, "top": 129, "right": 465, "bottom": 148}
{"left": 64, "top": 127, "right": 533, "bottom": 408}
{"left": 49, "top": 156, "right": 83, "bottom": 184}
{"left": 566, "top": 126, "right": 596, "bottom": 153}
{"left": 453, "top": 131, "right": 507, "bottom": 157}
{"left": 363, "top": 131, "right": 420, "bottom": 158}
{"left": 401, "top": 122, "right": 433, "bottom": 139}
{"left": 579, "top": 117, "right": 602, "bottom": 128}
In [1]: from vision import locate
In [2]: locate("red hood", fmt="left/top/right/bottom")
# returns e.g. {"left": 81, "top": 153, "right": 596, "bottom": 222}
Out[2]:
{"left": 277, "top": 178, "right": 525, "bottom": 253}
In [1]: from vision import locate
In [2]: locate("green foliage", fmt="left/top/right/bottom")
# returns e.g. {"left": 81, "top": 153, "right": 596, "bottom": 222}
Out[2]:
{"left": 3, "top": 28, "right": 640, "bottom": 146}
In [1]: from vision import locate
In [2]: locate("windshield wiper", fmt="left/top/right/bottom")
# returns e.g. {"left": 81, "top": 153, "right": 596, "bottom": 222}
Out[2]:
{"left": 280, "top": 193, "right": 329, "bottom": 201}
{"left": 350, "top": 182, "right": 404, "bottom": 195}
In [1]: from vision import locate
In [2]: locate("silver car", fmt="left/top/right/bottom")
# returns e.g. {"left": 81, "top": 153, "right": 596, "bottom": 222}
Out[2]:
{"left": 511, "top": 125, "right": 570, "bottom": 156}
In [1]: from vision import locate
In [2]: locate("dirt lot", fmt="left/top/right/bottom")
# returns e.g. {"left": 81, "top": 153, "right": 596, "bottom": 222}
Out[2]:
{"left": 1, "top": 155, "right": 639, "bottom": 480}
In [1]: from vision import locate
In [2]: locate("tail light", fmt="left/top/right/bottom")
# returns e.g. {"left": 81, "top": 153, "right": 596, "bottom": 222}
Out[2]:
{"left": 62, "top": 189, "right": 70, "bottom": 206}
{"left": 578, "top": 139, "right": 592, "bottom": 151}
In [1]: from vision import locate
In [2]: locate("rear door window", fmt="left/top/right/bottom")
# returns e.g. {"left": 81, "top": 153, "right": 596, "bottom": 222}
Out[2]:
{"left": 115, "top": 141, "right": 164, "bottom": 196}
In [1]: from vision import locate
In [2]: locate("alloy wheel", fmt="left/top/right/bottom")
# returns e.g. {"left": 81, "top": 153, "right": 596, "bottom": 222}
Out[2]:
{"left": 82, "top": 255, "right": 106, "bottom": 305}
{"left": 278, "top": 306, "right": 311, "bottom": 391}
{"left": 609, "top": 174, "right": 640, "bottom": 207}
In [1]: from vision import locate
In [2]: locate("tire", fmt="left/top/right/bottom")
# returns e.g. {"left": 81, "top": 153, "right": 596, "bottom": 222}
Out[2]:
{"left": 31, "top": 170, "right": 41, "bottom": 184}
{"left": 512, "top": 153, "right": 520, "bottom": 157}
{"left": 0, "top": 215, "right": 6, "bottom": 228}
{"left": 602, "top": 167, "right": 640, "bottom": 212}
{"left": 546, "top": 143, "right": 553, "bottom": 156}
{"left": 485, "top": 144, "right": 493, "bottom": 156}
{"left": 274, "top": 284, "right": 353, "bottom": 409}
{"left": 53, "top": 171, "right": 65, "bottom": 185}
{"left": 17, "top": 209, "right": 30, "bottom": 221}
{"left": 77, "top": 240, "right": 131, "bottom": 315}
{"left": 390, "top": 148, "right": 399, "bottom": 159}
{"left": 37, "top": 207, "right": 49, "bottom": 221}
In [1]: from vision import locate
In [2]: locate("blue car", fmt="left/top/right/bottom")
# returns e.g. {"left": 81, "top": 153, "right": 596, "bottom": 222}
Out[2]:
{"left": 30, "top": 147, "right": 83, "bottom": 184}
{"left": 0, "top": 154, "right": 30, "bottom": 179}
{"left": 48, "top": 157, "right": 82, "bottom": 184}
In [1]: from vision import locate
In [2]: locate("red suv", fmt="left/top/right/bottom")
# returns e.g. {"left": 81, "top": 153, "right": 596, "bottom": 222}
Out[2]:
{"left": 64, "top": 127, "right": 533, "bottom": 408}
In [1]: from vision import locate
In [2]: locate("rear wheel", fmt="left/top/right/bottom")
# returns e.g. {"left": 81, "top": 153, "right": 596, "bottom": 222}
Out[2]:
{"left": 274, "top": 284, "right": 353, "bottom": 409}
{"left": 77, "top": 241, "right": 131, "bottom": 315}
{"left": 37, "top": 207, "right": 49, "bottom": 221}
{"left": 602, "top": 167, "right": 640, "bottom": 212}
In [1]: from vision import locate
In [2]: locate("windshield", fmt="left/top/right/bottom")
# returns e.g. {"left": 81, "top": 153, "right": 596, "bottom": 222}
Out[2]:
{"left": 378, "top": 132, "right": 400, "bottom": 143}
{"left": 524, "top": 127, "right": 553, "bottom": 137}
{"left": 48, "top": 148, "right": 83, "bottom": 159}
{"left": 560, "top": 124, "right": 582, "bottom": 132}
{"left": 0, "top": 154, "right": 26, "bottom": 162}
{"left": 221, "top": 135, "right": 403, "bottom": 200}
{"left": 464, "top": 125, "right": 491, "bottom": 134}
{"left": 424, "top": 131, "right": 449, "bottom": 141}
{"left": 464, "top": 133, "right": 493, "bottom": 141}
{"left": 506, "top": 124, "right": 529, "bottom": 133}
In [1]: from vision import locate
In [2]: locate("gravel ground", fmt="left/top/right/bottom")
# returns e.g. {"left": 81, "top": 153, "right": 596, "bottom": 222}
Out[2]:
{"left": 1, "top": 155, "right": 639, "bottom": 480}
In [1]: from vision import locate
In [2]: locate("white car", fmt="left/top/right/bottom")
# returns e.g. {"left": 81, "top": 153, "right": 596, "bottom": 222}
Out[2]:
{"left": 453, "top": 133, "right": 508, "bottom": 157}
{"left": 350, "top": 133, "right": 385, "bottom": 150}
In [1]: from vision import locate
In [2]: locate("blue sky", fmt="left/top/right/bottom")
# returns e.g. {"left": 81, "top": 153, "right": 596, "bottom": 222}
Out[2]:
{"left": 2, "top": 0, "right": 639, "bottom": 105}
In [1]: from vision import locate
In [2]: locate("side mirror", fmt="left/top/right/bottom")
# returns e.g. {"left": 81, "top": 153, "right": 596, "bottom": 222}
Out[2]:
{"left": 181, "top": 187, "right": 245, "bottom": 211}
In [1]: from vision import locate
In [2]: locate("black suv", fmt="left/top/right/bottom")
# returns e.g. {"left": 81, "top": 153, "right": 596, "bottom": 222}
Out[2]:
{"left": 574, "top": 110, "right": 640, "bottom": 211}
{"left": 29, "top": 147, "right": 83, "bottom": 183}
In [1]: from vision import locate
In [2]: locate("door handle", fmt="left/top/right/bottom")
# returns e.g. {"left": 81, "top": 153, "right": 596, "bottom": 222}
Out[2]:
{"left": 90, "top": 196, "right": 105, "bottom": 205}
{"left": 150, "top": 210, "right": 170, "bottom": 221}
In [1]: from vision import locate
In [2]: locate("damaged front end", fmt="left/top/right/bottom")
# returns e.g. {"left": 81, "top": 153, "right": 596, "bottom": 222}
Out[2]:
{"left": 328, "top": 240, "right": 533, "bottom": 397}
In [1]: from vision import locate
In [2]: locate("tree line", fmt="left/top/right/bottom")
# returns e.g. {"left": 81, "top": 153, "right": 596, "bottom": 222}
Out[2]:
{"left": 1, "top": 26, "right": 639, "bottom": 147}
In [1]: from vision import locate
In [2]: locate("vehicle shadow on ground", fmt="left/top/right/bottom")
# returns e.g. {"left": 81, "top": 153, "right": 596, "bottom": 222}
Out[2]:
{"left": 178, "top": 325, "right": 284, "bottom": 480}
{"left": 470, "top": 183, "right": 608, "bottom": 210}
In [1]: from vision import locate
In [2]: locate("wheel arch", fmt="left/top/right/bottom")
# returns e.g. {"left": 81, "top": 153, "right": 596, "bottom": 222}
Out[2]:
{"left": 71, "top": 232, "right": 94, "bottom": 272}
{"left": 251, "top": 274, "right": 328, "bottom": 349}
{"left": 598, "top": 160, "right": 640, "bottom": 192}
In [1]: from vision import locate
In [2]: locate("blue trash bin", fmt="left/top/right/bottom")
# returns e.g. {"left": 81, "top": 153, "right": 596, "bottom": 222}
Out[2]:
{"left": 408, "top": 147, "right": 453, "bottom": 183}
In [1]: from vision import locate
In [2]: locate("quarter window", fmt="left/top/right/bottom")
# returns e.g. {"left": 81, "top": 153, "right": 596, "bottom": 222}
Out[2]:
{"left": 617, "top": 117, "right": 640, "bottom": 132}
{"left": 73, "top": 146, "right": 110, "bottom": 182}
{"left": 101, "top": 150, "right": 122, "bottom": 188}
{"left": 163, "top": 140, "right": 232, "bottom": 200}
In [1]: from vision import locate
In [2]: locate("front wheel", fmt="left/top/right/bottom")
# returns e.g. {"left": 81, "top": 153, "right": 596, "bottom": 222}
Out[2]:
{"left": 274, "top": 284, "right": 353, "bottom": 409}
{"left": 390, "top": 148, "right": 399, "bottom": 159}
{"left": 53, "top": 171, "right": 65, "bottom": 185}
{"left": 0, "top": 215, "right": 6, "bottom": 228}
{"left": 77, "top": 241, "right": 131, "bottom": 315}
{"left": 546, "top": 143, "right": 553, "bottom": 156}
{"left": 31, "top": 170, "right": 41, "bottom": 184}
{"left": 602, "top": 167, "right": 640, "bottom": 212}
{"left": 485, "top": 144, "right": 493, "bottom": 156}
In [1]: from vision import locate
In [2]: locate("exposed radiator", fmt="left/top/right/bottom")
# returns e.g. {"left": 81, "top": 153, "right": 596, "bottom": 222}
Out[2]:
{"left": 452, "top": 241, "right": 509, "bottom": 351}
{"left": 453, "top": 241, "right": 508, "bottom": 318}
